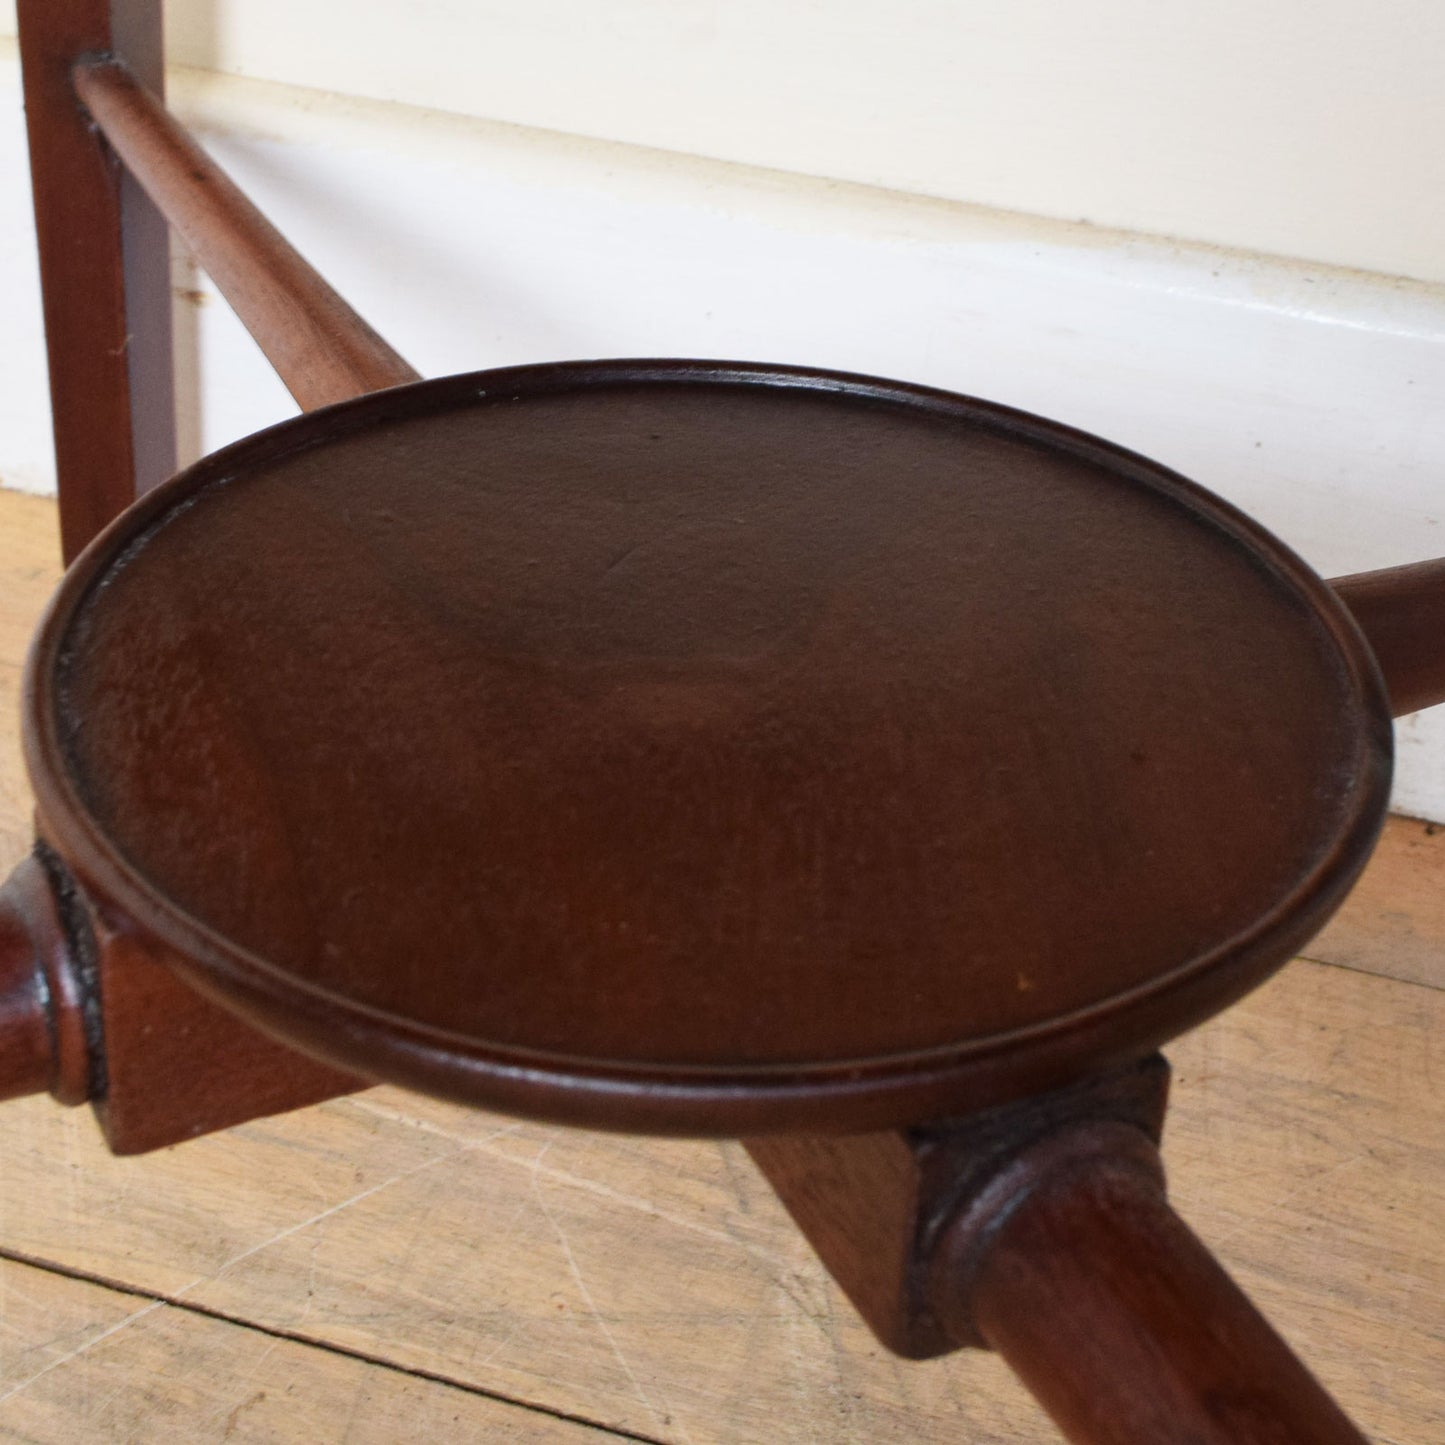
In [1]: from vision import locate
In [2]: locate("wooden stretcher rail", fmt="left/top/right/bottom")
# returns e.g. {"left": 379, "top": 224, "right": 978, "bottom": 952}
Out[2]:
{"left": 72, "top": 59, "right": 420, "bottom": 410}
{"left": 0, "top": 12, "right": 1424, "bottom": 1442}
{"left": 1331, "top": 558, "right": 1445, "bottom": 716}
{"left": 61, "top": 58, "right": 1445, "bottom": 731}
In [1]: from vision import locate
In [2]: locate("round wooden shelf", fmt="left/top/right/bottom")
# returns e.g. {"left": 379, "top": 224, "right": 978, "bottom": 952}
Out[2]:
{"left": 25, "top": 361, "right": 1390, "bottom": 1133}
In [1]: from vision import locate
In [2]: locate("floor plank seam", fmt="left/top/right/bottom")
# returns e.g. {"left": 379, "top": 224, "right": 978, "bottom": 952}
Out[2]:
{"left": 0, "top": 1245, "right": 666, "bottom": 1445}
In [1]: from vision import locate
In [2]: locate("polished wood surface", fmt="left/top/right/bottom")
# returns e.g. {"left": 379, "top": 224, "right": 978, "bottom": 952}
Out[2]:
{"left": 14, "top": 909, "right": 1438, "bottom": 1445}
{"left": 0, "top": 489, "right": 362, "bottom": 1148}
{"left": 962, "top": 1145, "right": 1368, "bottom": 1445}
{"left": 0, "top": 904, "right": 1439, "bottom": 1437}
{"left": 747, "top": 1058, "right": 1174, "bottom": 1360}
{"left": 0, "top": 853, "right": 86, "bottom": 1106}
{"left": 27, "top": 363, "right": 1388, "bottom": 1133}
{"left": 9, "top": 4, "right": 365, "bottom": 1151}
{"left": 1332, "top": 557, "right": 1445, "bottom": 716}
{"left": 2, "top": 487, "right": 1440, "bottom": 1438}
{"left": 7, "top": 13, "right": 1442, "bottom": 1434}
{"left": 72, "top": 59, "right": 420, "bottom": 410}
{"left": 0, "top": 864, "right": 52, "bottom": 1104}
{"left": 752, "top": 1058, "right": 1368, "bottom": 1443}
{"left": 17, "top": 0, "right": 176, "bottom": 560}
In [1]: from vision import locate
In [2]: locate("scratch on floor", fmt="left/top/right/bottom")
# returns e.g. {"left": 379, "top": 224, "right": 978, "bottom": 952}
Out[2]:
{"left": 816, "top": 1260, "right": 861, "bottom": 1439}
{"left": 527, "top": 1143, "right": 690, "bottom": 1444}
{"left": 171, "top": 1122, "right": 527, "bottom": 1298}
{"left": 345, "top": 1094, "right": 529, "bottom": 1147}
{"left": 1206, "top": 1151, "right": 1368, "bottom": 1252}
{"left": 0, "top": 1298, "right": 166, "bottom": 1407}
{"left": 204, "top": 1336, "right": 282, "bottom": 1437}
{"left": 470, "top": 1317, "right": 521, "bottom": 1373}
{"left": 482, "top": 1139, "right": 791, "bottom": 1268}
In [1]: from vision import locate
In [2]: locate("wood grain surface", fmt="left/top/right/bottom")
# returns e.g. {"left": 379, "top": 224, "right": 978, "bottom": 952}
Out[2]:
{"left": 0, "top": 488, "right": 1441, "bottom": 1442}
{"left": 0, "top": 1257, "right": 612, "bottom": 1441}
{"left": 17, "top": 0, "right": 177, "bottom": 561}
{"left": 1309, "top": 811, "right": 1445, "bottom": 990}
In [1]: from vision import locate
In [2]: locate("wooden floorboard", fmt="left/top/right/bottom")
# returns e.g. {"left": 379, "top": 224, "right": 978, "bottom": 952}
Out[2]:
{"left": 0, "top": 487, "right": 1441, "bottom": 1441}
{"left": 0, "top": 1257, "right": 624, "bottom": 1442}
{"left": 1309, "top": 812, "right": 1445, "bottom": 990}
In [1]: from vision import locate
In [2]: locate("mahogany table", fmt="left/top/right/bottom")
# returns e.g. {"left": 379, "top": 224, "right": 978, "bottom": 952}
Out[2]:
{"left": 3, "top": 8, "right": 1443, "bottom": 1442}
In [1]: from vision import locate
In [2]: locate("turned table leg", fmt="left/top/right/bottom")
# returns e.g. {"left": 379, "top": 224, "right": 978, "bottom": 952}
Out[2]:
{"left": 935, "top": 1124, "right": 1365, "bottom": 1444}
{"left": 750, "top": 1057, "right": 1366, "bottom": 1445}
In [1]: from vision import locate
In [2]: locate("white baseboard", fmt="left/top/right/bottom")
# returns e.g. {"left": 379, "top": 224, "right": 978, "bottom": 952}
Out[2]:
{"left": 4, "top": 49, "right": 1445, "bottom": 816}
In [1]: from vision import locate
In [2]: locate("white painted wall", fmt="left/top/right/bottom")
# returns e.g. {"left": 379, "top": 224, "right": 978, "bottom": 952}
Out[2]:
{"left": 4, "top": 0, "right": 1443, "bottom": 282}
{"left": 1, "top": 29, "right": 1444, "bottom": 815}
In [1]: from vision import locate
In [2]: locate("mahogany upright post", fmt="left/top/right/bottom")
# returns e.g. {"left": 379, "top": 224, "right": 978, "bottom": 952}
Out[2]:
{"left": 5, "top": 13, "right": 1438, "bottom": 1441}
{"left": 10, "top": 8, "right": 386, "bottom": 1151}
{"left": 18, "top": 0, "right": 175, "bottom": 561}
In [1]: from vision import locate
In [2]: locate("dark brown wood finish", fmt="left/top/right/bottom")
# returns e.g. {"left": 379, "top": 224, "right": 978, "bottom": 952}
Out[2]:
{"left": 0, "top": 851, "right": 88, "bottom": 1106}
{"left": 746, "top": 1057, "right": 1174, "bottom": 1359}
{"left": 751, "top": 1058, "right": 1366, "bottom": 1443}
{"left": 24, "top": 362, "right": 1391, "bottom": 1134}
{"left": 12, "top": 6, "right": 373, "bottom": 1150}
{"left": 1331, "top": 557, "right": 1445, "bottom": 715}
{"left": 956, "top": 1138, "right": 1367, "bottom": 1444}
{"left": 84, "top": 906, "right": 361, "bottom": 1155}
{"left": 0, "top": 885, "right": 50, "bottom": 1104}
{"left": 0, "top": 804, "right": 359, "bottom": 1151}
{"left": 72, "top": 60, "right": 420, "bottom": 409}
{"left": 6, "top": 22, "right": 1436, "bottom": 1438}
{"left": 17, "top": 0, "right": 176, "bottom": 561}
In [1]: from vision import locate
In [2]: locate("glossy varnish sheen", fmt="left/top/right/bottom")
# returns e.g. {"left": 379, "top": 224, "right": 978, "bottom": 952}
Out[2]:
{"left": 31, "top": 363, "right": 1388, "bottom": 1131}
{"left": 5, "top": 13, "right": 1425, "bottom": 1435}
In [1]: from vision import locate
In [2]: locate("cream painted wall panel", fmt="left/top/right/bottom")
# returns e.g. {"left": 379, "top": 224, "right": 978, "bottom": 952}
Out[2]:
{"left": 165, "top": 0, "right": 1445, "bottom": 285}
{"left": 3, "top": 52, "right": 1445, "bottom": 812}
{"left": 2, "top": 4, "right": 1440, "bottom": 280}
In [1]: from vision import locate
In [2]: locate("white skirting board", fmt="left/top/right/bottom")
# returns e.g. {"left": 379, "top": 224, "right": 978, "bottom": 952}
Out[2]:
{"left": 3, "top": 48, "right": 1444, "bottom": 817}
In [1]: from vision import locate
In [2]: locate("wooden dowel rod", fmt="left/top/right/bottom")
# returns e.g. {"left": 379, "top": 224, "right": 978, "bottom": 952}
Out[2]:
{"left": 1332, "top": 558, "right": 1445, "bottom": 716}
{"left": 935, "top": 1128, "right": 1368, "bottom": 1445}
{"left": 72, "top": 59, "right": 420, "bottom": 410}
